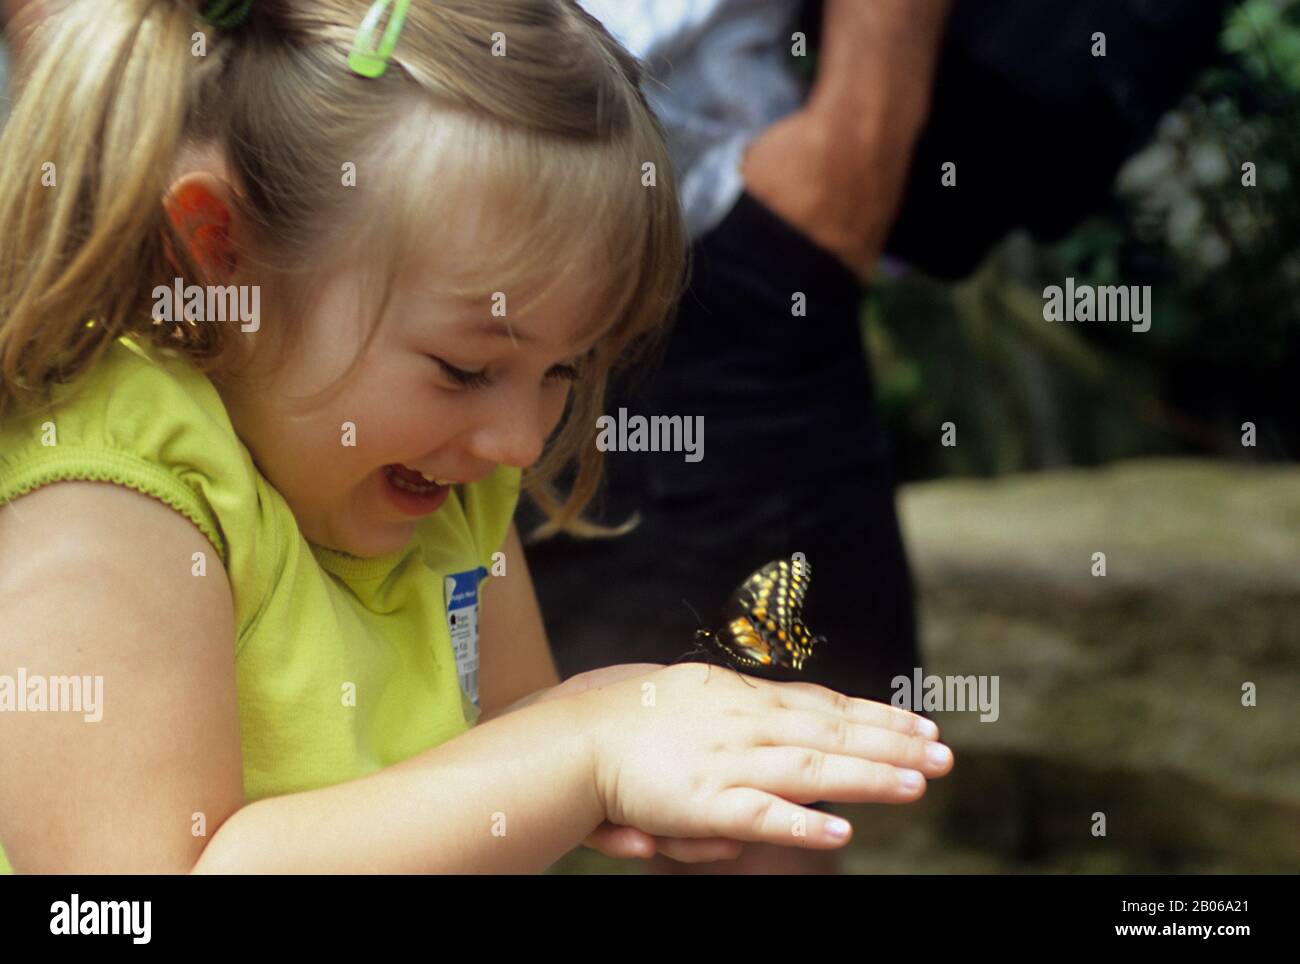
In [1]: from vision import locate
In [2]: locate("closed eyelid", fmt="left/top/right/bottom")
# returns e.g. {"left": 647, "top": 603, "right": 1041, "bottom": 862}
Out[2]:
{"left": 428, "top": 353, "right": 581, "bottom": 389}
{"left": 429, "top": 356, "right": 491, "bottom": 388}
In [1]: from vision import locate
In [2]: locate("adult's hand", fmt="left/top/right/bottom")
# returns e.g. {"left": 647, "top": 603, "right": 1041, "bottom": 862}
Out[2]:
{"left": 739, "top": 105, "right": 915, "bottom": 286}
{"left": 738, "top": 0, "right": 952, "bottom": 286}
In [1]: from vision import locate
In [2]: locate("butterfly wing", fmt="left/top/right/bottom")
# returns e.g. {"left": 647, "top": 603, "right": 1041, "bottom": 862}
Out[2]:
{"left": 710, "top": 559, "right": 822, "bottom": 671}
{"left": 781, "top": 559, "right": 822, "bottom": 670}
{"left": 706, "top": 614, "right": 777, "bottom": 668}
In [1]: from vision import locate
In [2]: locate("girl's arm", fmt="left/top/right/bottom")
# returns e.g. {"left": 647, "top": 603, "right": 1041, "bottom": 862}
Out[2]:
{"left": 0, "top": 481, "right": 602, "bottom": 874}
{"left": 475, "top": 522, "right": 561, "bottom": 723}
{"left": 194, "top": 695, "right": 601, "bottom": 874}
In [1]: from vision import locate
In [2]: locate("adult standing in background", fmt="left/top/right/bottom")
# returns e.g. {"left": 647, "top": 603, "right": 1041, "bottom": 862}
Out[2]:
{"left": 519, "top": 0, "right": 1232, "bottom": 875}
{"left": 520, "top": 0, "right": 952, "bottom": 876}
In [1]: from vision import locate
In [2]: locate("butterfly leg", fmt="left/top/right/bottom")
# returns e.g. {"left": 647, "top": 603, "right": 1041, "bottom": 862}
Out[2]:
{"left": 730, "top": 667, "right": 757, "bottom": 689}
{"left": 674, "top": 646, "right": 750, "bottom": 686}
{"left": 671, "top": 646, "right": 718, "bottom": 684}
{"left": 669, "top": 645, "right": 712, "bottom": 667}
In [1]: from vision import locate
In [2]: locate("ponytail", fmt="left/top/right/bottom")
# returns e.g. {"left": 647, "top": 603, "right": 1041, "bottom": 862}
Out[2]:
{"left": 0, "top": 0, "right": 221, "bottom": 419}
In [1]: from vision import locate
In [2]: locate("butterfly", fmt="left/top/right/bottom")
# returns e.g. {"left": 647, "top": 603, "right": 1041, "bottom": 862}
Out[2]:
{"left": 677, "top": 558, "right": 827, "bottom": 681}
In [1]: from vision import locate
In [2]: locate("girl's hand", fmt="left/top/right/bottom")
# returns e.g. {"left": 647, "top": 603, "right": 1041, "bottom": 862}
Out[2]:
{"left": 582, "top": 821, "right": 745, "bottom": 863}
{"left": 540, "top": 663, "right": 667, "bottom": 702}
{"left": 524, "top": 664, "right": 748, "bottom": 862}
{"left": 577, "top": 663, "right": 952, "bottom": 849}
{"left": 483, "top": 662, "right": 662, "bottom": 724}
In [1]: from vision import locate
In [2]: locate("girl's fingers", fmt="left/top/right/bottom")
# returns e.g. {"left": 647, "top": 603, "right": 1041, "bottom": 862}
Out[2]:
{"left": 583, "top": 822, "right": 657, "bottom": 859}
{"left": 735, "top": 745, "right": 931, "bottom": 805}
{"left": 707, "top": 786, "right": 857, "bottom": 848}
{"left": 583, "top": 822, "right": 746, "bottom": 864}
{"left": 768, "top": 680, "right": 940, "bottom": 740}
{"left": 653, "top": 836, "right": 746, "bottom": 863}
{"left": 756, "top": 708, "right": 953, "bottom": 777}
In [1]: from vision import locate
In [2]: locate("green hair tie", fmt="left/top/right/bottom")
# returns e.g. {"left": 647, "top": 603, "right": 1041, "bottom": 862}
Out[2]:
{"left": 199, "top": 0, "right": 254, "bottom": 30}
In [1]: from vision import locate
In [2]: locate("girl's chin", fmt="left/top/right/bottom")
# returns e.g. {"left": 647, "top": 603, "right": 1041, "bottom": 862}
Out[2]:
{"left": 300, "top": 514, "right": 411, "bottom": 560}
{"left": 348, "top": 515, "right": 423, "bottom": 554}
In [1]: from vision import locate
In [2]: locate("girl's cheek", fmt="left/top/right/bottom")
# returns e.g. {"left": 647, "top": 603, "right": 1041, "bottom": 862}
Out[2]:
{"left": 543, "top": 387, "right": 572, "bottom": 432}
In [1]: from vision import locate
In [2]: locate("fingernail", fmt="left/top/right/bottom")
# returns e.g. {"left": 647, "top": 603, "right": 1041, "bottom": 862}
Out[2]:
{"left": 897, "top": 768, "right": 925, "bottom": 789}
{"left": 825, "top": 817, "right": 851, "bottom": 838}
{"left": 926, "top": 743, "right": 952, "bottom": 767}
{"left": 915, "top": 718, "right": 939, "bottom": 739}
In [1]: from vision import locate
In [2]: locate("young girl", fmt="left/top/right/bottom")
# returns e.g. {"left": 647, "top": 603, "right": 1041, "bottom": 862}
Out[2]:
{"left": 0, "top": 0, "right": 951, "bottom": 874}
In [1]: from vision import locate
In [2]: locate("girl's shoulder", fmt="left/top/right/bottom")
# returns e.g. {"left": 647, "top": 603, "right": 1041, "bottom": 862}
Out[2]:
{"left": 0, "top": 333, "right": 264, "bottom": 568}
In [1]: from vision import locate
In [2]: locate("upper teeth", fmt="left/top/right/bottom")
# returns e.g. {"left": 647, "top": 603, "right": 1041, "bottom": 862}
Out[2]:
{"left": 392, "top": 467, "right": 453, "bottom": 486}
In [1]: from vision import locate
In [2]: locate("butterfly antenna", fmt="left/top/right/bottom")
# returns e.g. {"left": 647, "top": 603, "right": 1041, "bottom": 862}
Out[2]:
{"left": 680, "top": 597, "right": 704, "bottom": 629}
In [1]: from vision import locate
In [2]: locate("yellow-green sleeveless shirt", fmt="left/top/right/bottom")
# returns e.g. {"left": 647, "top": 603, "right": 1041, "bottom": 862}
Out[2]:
{"left": 0, "top": 335, "right": 520, "bottom": 873}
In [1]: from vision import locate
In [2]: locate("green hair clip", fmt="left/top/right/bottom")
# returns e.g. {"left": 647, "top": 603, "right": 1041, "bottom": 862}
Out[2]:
{"left": 199, "top": 0, "right": 254, "bottom": 29}
{"left": 348, "top": 0, "right": 412, "bottom": 78}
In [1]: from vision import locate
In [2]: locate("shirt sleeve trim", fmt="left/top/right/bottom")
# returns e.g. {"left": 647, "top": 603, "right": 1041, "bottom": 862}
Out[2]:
{"left": 0, "top": 445, "right": 228, "bottom": 564}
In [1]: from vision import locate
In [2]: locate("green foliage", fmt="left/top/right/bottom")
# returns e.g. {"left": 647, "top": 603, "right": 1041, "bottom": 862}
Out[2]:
{"left": 869, "top": 0, "right": 1299, "bottom": 480}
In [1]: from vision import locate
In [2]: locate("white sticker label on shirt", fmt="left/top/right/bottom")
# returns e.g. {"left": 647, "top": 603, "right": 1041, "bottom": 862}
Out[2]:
{"left": 446, "top": 566, "right": 488, "bottom": 707}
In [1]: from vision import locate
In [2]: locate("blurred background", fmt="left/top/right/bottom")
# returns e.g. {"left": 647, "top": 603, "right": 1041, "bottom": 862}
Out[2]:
{"left": 869, "top": 0, "right": 1299, "bottom": 479}
{"left": 860, "top": 0, "right": 1299, "bottom": 874}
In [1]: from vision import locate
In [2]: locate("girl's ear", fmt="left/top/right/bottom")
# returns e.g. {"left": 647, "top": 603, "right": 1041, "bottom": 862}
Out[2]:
{"left": 163, "top": 173, "right": 239, "bottom": 284}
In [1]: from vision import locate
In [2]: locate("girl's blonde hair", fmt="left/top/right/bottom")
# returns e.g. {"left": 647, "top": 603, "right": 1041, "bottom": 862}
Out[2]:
{"left": 0, "top": 0, "right": 689, "bottom": 541}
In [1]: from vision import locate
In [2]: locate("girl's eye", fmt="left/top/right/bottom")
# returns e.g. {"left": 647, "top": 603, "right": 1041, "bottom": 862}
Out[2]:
{"left": 430, "top": 357, "right": 491, "bottom": 389}
{"left": 430, "top": 355, "right": 583, "bottom": 389}
{"left": 546, "top": 362, "right": 582, "bottom": 383}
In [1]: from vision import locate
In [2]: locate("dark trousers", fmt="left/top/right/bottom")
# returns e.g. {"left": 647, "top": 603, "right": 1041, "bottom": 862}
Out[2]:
{"left": 517, "top": 190, "right": 918, "bottom": 703}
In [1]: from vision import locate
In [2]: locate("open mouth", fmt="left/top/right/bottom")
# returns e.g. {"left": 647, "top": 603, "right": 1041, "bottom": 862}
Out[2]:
{"left": 381, "top": 464, "right": 456, "bottom": 516}
{"left": 383, "top": 463, "right": 451, "bottom": 495}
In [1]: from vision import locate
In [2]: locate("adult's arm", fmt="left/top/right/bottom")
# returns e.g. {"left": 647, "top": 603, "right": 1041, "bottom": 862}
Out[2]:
{"left": 740, "top": 0, "right": 954, "bottom": 282}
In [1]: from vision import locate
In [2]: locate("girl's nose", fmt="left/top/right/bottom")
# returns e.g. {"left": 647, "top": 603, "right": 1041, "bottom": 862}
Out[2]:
{"left": 471, "top": 389, "right": 550, "bottom": 469}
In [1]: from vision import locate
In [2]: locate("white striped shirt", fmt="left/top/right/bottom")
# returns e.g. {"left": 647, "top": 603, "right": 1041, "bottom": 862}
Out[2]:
{"left": 578, "top": 0, "right": 807, "bottom": 241}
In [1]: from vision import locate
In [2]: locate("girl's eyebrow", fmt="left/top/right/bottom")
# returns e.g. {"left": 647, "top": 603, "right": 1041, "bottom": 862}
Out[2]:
{"left": 462, "top": 319, "right": 603, "bottom": 356}
{"left": 465, "top": 320, "right": 537, "bottom": 343}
